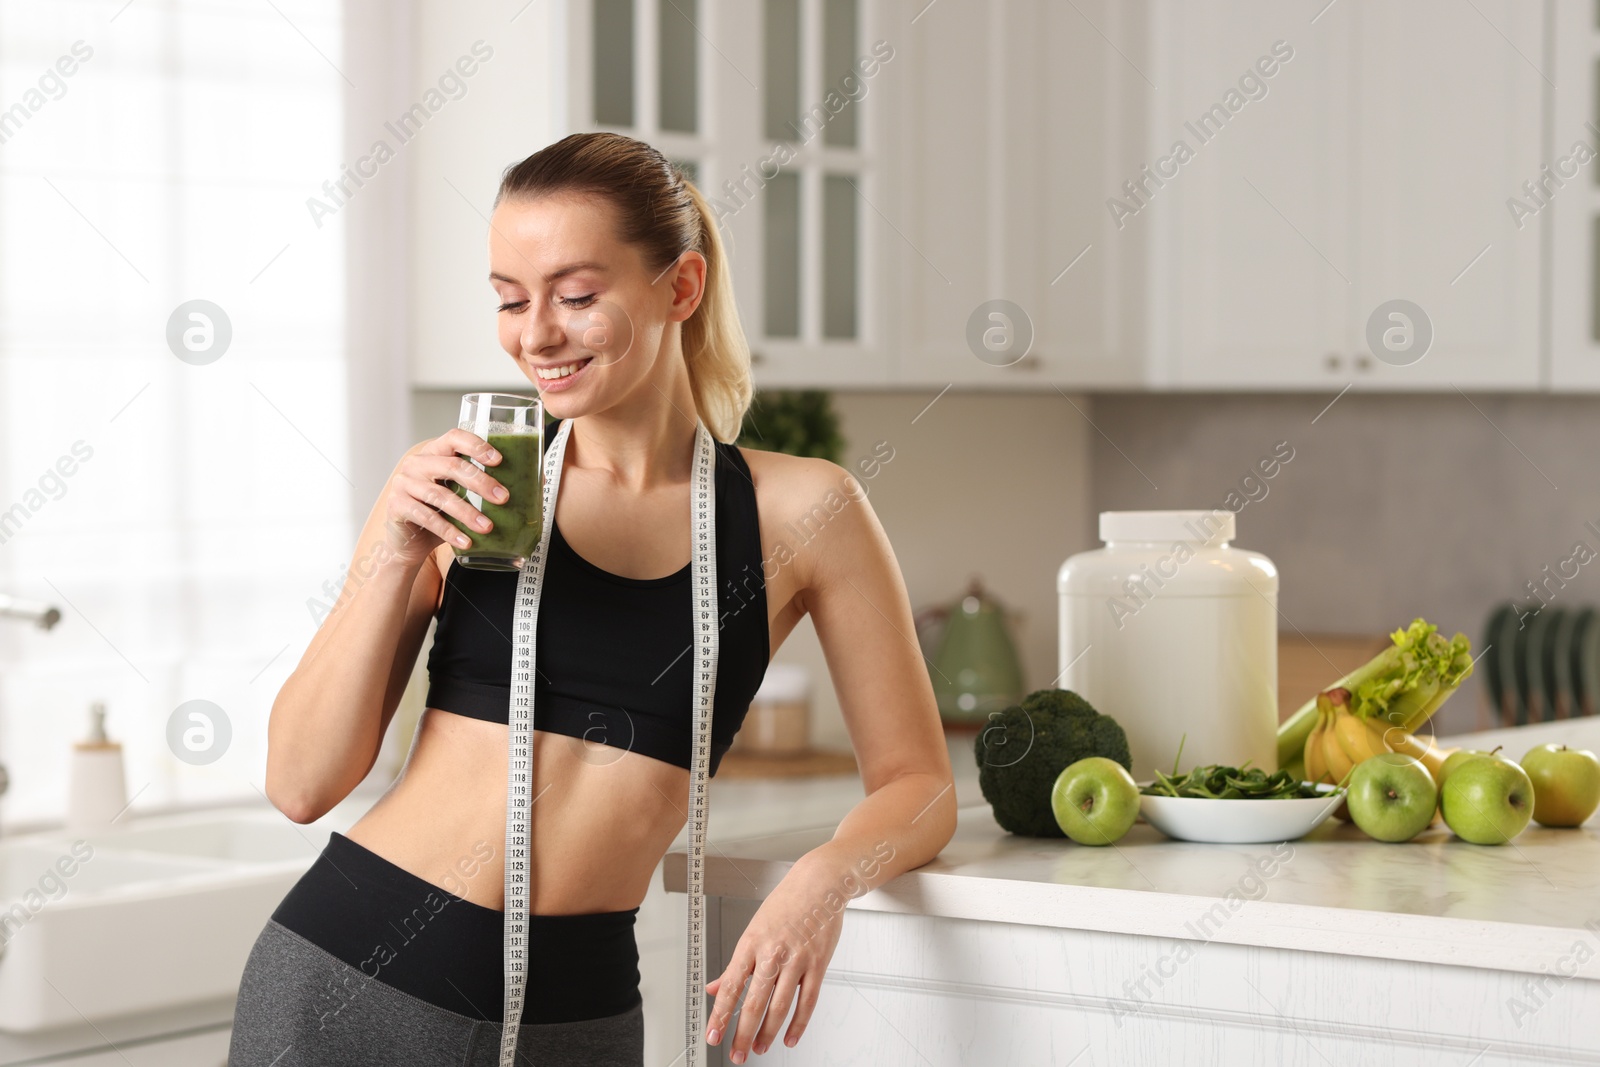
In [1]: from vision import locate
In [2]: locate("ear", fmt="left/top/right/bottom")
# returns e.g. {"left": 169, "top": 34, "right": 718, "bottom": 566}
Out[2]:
{"left": 662, "top": 250, "right": 707, "bottom": 324}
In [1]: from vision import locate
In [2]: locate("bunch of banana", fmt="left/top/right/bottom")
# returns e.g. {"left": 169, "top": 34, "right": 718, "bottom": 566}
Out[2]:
{"left": 1304, "top": 687, "right": 1456, "bottom": 785}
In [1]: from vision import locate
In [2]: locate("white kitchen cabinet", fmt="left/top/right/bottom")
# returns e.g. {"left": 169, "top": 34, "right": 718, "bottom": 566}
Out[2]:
{"left": 404, "top": 0, "right": 1558, "bottom": 395}
{"left": 1154, "top": 0, "right": 1544, "bottom": 390}
{"left": 891, "top": 0, "right": 1148, "bottom": 390}
{"left": 1149, "top": 0, "right": 1352, "bottom": 389}
{"left": 891, "top": 0, "right": 1033, "bottom": 388}
{"left": 719, "top": 0, "right": 894, "bottom": 387}
{"left": 1035, "top": 0, "right": 1156, "bottom": 389}
{"left": 1346, "top": 0, "right": 1542, "bottom": 390}
{"left": 1550, "top": 0, "right": 1600, "bottom": 391}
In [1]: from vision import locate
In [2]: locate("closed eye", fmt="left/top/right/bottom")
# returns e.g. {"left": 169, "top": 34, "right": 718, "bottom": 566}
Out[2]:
{"left": 497, "top": 300, "right": 528, "bottom": 313}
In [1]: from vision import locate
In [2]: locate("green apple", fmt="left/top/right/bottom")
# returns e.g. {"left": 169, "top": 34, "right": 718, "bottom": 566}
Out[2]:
{"left": 1051, "top": 756, "right": 1139, "bottom": 846}
{"left": 1440, "top": 755, "right": 1534, "bottom": 845}
{"left": 1346, "top": 754, "right": 1438, "bottom": 843}
{"left": 1521, "top": 744, "right": 1600, "bottom": 827}
{"left": 1439, "top": 746, "right": 1500, "bottom": 786}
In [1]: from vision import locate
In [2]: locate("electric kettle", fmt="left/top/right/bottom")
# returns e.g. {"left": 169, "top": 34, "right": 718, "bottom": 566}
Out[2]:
{"left": 914, "top": 578, "right": 1026, "bottom": 727}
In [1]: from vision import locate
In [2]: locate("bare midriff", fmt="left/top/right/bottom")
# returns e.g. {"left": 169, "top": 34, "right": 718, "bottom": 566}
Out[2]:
{"left": 342, "top": 706, "right": 695, "bottom": 915}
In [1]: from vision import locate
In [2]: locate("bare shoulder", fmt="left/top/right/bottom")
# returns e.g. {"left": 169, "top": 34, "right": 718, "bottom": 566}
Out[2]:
{"left": 735, "top": 441, "right": 898, "bottom": 508}
{"left": 734, "top": 443, "right": 899, "bottom": 588}
{"left": 736, "top": 446, "right": 853, "bottom": 509}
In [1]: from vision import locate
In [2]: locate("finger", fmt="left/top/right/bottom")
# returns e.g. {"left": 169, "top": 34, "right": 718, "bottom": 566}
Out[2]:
{"left": 752, "top": 959, "right": 801, "bottom": 1056}
{"left": 730, "top": 947, "right": 785, "bottom": 1062}
{"left": 425, "top": 427, "right": 498, "bottom": 462}
{"left": 705, "top": 957, "right": 751, "bottom": 1046}
{"left": 419, "top": 452, "right": 509, "bottom": 506}
{"left": 783, "top": 970, "right": 823, "bottom": 1050}
{"left": 395, "top": 497, "right": 468, "bottom": 549}
{"left": 396, "top": 473, "right": 493, "bottom": 536}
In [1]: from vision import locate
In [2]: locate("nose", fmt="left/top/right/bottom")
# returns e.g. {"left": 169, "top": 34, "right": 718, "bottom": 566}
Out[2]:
{"left": 520, "top": 300, "right": 565, "bottom": 359}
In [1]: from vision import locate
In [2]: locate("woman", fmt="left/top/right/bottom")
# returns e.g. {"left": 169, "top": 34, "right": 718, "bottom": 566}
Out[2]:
{"left": 229, "top": 131, "right": 957, "bottom": 1067}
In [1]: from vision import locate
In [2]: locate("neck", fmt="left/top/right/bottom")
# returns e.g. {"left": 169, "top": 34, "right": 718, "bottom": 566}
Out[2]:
{"left": 563, "top": 344, "right": 700, "bottom": 491}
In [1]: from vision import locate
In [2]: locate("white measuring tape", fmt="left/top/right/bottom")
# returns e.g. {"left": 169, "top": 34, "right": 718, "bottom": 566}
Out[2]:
{"left": 500, "top": 416, "right": 719, "bottom": 1067}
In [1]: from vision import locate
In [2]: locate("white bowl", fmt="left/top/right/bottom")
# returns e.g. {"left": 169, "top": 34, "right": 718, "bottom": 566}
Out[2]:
{"left": 1138, "top": 782, "right": 1345, "bottom": 843}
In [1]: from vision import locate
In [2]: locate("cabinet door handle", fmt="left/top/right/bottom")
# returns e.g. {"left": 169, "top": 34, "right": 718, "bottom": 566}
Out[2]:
{"left": 1324, "top": 352, "right": 1342, "bottom": 371}
{"left": 1354, "top": 354, "right": 1373, "bottom": 371}
{"left": 1006, "top": 352, "right": 1042, "bottom": 370}
{"left": 749, "top": 350, "right": 766, "bottom": 365}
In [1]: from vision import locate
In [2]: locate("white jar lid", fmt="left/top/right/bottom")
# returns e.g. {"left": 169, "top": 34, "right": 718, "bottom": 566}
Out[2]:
{"left": 1099, "top": 510, "right": 1235, "bottom": 545}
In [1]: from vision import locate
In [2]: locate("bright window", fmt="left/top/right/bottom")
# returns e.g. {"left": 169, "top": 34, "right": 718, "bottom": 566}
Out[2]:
{"left": 0, "top": 0, "right": 349, "bottom": 825}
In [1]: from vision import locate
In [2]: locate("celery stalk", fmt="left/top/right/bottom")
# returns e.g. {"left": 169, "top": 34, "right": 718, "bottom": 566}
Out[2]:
{"left": 1374, "top": 676, "right": 1440, "bottom": 731}
{"left": 1276, "top": 619, "right": 1473, "bottom": 770}
{"left": 1404, "top": 648, "right": 1476, "bottom": 732}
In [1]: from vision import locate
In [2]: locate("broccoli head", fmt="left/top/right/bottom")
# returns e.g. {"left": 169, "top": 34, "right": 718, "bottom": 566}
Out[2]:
{"left": 974, "top": 688, "right": 1132, "bottom": 837}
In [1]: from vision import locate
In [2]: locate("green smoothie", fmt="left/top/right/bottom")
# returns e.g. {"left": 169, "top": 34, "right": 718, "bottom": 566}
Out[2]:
{"left": 448, "top": 430, "right": 543, "bottom": 570}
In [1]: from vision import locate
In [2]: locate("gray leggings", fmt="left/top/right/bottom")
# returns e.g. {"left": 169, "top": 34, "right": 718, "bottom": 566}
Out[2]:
{"left": 228, "top": 920, "right": 644, "bottom": 1066}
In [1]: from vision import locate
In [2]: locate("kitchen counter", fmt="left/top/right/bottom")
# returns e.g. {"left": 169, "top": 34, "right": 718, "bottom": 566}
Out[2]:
{"left": 665, "top": 720, "right": 1600, "bottom": 1065}
{"left": 669, "top": 802, "right": 1600, "bottom": 977}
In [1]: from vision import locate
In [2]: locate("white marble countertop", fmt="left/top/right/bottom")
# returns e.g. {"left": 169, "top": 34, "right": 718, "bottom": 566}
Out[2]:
{"left": 665, "top": 720, "right": 1600, "bottom": 979}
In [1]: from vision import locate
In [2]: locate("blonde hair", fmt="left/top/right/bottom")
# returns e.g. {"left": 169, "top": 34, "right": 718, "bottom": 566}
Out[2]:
{"left": 495, "top": 133, "right": 753, "bottom": 442}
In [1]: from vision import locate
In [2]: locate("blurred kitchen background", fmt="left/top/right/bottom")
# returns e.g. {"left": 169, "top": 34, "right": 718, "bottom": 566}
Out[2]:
{"left": 3, "top": 0, "right": 1596, "bottom": 825}
{"left": 0, "top": 0, "right": 1597, "bottom": 1058}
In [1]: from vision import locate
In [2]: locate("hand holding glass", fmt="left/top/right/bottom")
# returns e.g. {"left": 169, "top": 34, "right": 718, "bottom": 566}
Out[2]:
{"left": 446, "top": 393, "right": 544, "bottom": 571}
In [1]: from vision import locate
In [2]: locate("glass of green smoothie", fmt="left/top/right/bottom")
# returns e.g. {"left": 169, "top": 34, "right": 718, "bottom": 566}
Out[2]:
{"left": 447, "top": 392, "right": 543, "bottom": 571}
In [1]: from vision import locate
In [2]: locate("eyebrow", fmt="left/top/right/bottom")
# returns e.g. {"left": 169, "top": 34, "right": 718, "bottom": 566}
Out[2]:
{"left": 489, "top": 262, "right": 610, "bottom": 286}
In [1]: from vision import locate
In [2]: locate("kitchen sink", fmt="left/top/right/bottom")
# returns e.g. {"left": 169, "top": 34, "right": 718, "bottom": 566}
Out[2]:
{"left": 80, "top": 812, "right": 321, "bottom": 865}
{"left": 0, "top": 804, "right": 349, "bottom": 1033}
{"left": 0, "top": 842, "right": 216, "bottom": 899}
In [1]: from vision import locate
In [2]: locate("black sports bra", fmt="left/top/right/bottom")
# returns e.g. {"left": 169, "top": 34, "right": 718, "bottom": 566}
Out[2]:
{"left": 423, "top": 427, "right": 770, "bottom": 777}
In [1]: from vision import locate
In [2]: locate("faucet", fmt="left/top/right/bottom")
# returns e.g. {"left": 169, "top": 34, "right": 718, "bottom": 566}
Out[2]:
{"left": 0, "top": 594, "right": 60, "bottom": 631}
{"left": 0, "top": 594, "right": 58, "bottom": 806}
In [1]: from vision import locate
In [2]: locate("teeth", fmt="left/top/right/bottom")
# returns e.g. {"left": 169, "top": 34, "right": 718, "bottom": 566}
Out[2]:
{"left": 536, "top": 360, "right": 588, "bottom": 380}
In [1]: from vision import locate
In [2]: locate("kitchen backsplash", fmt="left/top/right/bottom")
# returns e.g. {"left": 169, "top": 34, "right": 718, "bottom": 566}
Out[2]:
{"left": 411, "top": 387, "right": 1595, "bottom": 748}
{"left": 1089, "top": 390, "right": 1600, "bottom": 734}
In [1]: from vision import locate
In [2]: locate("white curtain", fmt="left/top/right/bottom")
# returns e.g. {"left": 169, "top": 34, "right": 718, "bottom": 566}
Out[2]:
{"left": 0, "top": 0, "right": 354, "bottom": 825}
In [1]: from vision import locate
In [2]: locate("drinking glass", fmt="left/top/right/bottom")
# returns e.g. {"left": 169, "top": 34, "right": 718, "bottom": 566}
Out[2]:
{"left": 446, "top": 393, "right": 543, "bottom": 571}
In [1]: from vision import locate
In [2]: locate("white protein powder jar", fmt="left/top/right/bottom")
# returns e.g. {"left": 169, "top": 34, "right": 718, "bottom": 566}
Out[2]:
{"left": 1057, "top": 510, "right": 1279, "bottom": 783}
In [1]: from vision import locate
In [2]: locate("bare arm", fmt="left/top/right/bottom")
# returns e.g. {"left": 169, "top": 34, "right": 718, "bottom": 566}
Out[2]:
{"left": 264, "top": 430, "right": 509, "bottom": 823}
{"left": 705, "top": 457, "right": 959, "bottom": 1059}
{"left": 796, "top": 460, "right": 958, "bottom": 884}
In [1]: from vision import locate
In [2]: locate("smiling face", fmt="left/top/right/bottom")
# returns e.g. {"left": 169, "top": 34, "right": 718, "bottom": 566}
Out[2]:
{"left": 487, "top": 192, "right": 706, "bottom": 422}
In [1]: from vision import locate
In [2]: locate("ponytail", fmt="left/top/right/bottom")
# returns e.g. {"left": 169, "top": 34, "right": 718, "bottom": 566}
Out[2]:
{"left": 677, "top": 178, "right": 753, "bottom": 443}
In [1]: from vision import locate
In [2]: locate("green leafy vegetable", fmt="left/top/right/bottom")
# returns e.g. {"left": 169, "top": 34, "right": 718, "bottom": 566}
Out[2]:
{"left": 1144, "top": 737, "right": 1327, "bottom": 800}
